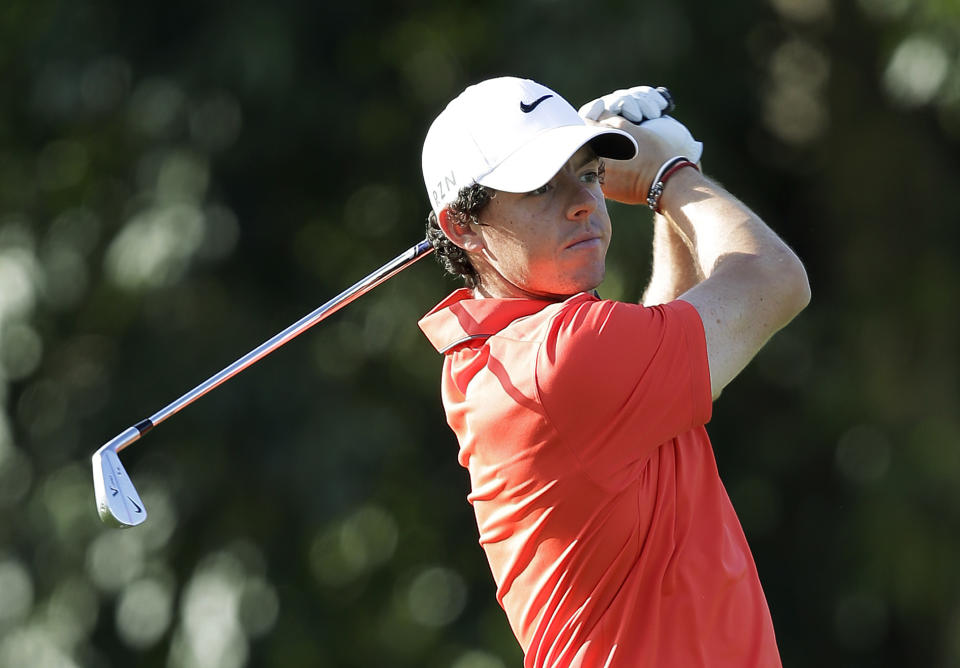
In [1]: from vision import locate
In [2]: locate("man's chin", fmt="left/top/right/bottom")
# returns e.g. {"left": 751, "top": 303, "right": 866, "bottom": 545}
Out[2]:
{"left": 556, "top": 278, "right": 604, "bottom": 300}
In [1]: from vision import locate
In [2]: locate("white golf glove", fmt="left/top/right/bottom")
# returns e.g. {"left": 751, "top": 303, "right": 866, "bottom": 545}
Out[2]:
{"left": 578, "top": 85, "right": 671, "bottom": 123}
{"left": 579, "top": 85, "right": 704, "bottom": 163}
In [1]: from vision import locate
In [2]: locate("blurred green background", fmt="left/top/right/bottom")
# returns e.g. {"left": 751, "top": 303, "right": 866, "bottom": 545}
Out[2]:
{"left": 1, "top": 0, "right": 958, "bottom": 666}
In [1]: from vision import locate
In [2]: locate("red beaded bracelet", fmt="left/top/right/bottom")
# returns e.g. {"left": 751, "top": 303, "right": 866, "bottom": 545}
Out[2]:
{"left": 646, "top": 157, "right": 700, "bottom": 213}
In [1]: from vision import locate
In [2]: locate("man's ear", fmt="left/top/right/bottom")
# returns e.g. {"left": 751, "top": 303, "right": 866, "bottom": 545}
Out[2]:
{"left": 436, "top": 208, "right": 484, "bottom": 253}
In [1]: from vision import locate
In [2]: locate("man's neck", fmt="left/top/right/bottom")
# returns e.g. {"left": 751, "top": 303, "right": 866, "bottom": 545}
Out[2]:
{"left": 472, "top": 282, "right": 583, "bottom": 302}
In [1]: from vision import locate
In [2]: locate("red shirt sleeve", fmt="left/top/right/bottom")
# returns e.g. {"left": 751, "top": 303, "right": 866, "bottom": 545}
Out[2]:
{"left": 535, "top": 298, "right": 712, "bottom": 488}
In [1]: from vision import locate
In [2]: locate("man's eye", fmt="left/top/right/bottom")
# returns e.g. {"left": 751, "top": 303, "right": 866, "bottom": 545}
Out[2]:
{"left": 582, "top": 162, "right": 605, "bottom": 185}
{"left": 529, "top": 183, "right": 551, "bottom": 195}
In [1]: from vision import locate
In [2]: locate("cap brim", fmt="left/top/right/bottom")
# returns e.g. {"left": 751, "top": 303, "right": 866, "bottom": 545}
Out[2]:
{"left": 477, "top": 125, "right": 637, "bottom": 194}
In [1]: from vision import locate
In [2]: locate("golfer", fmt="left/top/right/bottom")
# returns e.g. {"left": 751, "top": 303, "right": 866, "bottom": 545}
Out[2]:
{"left": 418, "top": 76, "right": 809, "bottom": 667}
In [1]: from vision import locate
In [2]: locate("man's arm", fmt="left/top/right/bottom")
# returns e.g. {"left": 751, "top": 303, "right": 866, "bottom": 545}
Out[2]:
{"left": 657, "top": 168, "right": 810, "bottom": 399}
{"left": 641, "top": 213, "right": 704, "bottom": 306}
{"left": 593, "top": 114, "right": 810, "bottom": 400}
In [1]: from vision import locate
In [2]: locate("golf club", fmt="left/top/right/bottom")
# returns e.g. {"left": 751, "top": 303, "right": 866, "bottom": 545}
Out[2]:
{"left": 92, "top": 238, "right": 433, "bottom": 527}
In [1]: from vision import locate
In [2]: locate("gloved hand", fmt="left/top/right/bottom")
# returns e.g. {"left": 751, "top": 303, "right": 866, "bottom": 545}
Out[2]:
{"left": 579, "top": 85, "right": 703, "bottom": 164}
{"left": 578, "top": 85, "right": 672, "bottom": 123}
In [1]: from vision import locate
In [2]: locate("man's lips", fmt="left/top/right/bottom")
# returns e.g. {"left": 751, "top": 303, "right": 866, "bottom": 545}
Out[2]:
{"left": 566, "top": 235, "right": 603, "bottom": 250}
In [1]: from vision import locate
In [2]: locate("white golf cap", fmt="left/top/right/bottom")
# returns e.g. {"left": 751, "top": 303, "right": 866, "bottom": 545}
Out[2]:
{"left": 422, "top": 76, "right": 638, "bottom": 215}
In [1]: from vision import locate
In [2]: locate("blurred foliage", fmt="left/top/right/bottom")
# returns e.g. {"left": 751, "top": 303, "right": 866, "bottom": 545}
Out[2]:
{"left": 0, "top": 0, "right": 958, "bottom": 666}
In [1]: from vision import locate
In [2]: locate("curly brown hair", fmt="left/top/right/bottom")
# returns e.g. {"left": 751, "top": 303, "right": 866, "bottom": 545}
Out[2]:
{"left": 425, "top": 183, "right": 492, "bottom": 289}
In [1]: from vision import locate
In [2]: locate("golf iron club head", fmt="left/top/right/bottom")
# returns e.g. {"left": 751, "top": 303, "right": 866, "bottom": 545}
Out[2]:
{"left": 92, "top": 427, "right": 147, "bottom": 528}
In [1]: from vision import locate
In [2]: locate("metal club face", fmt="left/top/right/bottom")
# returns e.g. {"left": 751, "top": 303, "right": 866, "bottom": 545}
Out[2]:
{"left": 92, "top": 427, "right": 147, "bottom": 528}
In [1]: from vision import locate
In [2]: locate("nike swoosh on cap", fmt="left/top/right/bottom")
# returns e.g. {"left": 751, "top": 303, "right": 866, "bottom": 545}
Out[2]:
{"left": 520, "top": 94, "right": 553, "bottom": 113}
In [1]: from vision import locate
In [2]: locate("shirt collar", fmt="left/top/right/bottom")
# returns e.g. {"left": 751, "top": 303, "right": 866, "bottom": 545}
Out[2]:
{"left": 418, "top": 288, "right": 593, "bottom": 354}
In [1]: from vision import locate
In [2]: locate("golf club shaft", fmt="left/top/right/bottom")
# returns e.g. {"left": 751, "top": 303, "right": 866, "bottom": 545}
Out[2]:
{"left": 113, "top": 239, "right": 434, "bottom": 453}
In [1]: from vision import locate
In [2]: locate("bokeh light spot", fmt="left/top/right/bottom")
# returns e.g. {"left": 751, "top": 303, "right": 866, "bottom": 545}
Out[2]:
{"left": 1, "top": 322, "right": 43, "bottom": 380}
{"left": 857, "top": 0, "right": 912, "bottom": 21}
{"left": 0, "top": 248, "right": 40, "bottom": 321}
{"left": 155, "top": 150, "right": 210, "bottom": 204}
{"left": 768, "top": 0, "right": 832, "bottom": 23}
{"left": 452, "top": 649, "right": 507, "bottom": 668}
{"left": 0, "top": 216, "right": 36, "bottom": 251}
{"left": 172, "top": 553, "right": 249, "bottom": 668}
{"left": 0, "top": 557, "right": 34, "bottom": 625}
{"left": 105, "top": 203, "right": 206, "bottom": 290}
{"left": 116, "top": 577, "right": 175, "bottom": 649}
{"left": 884, "top": 35, "right": 949, "bottom": 107}
{"left": 86, "top": 530, "right": 146, "bottom": 593}
{"left": 763, "top": 85, "right": 829, "bottom": 144}
{"left": 0, "top": 626, "right": 79, "bottom": 668}
{"left": 407, "top": 565, "right": 467, "bottom": 628}
{"left": 45, "top": 576, "right": 99, "bottom": 647}
{"left": 770, "top": 38, "right": 831, "bottom": 91}
{"left": 309, "top": 505, "right": 399, "bottom": 587}
{"left": 237, "top": 577, "right": 280, "bottom": 638}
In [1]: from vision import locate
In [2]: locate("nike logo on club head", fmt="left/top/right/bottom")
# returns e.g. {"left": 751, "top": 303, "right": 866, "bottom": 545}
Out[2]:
{"left": 128, "top": 497, "right": 143, "bottom": 513}
{"left": 520, "top": 94, "right": 553, "bottom": 113}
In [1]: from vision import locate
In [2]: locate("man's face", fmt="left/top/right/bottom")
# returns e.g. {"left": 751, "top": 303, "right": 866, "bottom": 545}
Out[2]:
{"left": 470, "top": 145, "right": 611, "bottom": 300}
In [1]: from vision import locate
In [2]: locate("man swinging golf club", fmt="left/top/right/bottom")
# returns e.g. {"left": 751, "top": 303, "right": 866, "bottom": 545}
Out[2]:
{"left": 418, "top": 76, "right": 810, "bottom": 666}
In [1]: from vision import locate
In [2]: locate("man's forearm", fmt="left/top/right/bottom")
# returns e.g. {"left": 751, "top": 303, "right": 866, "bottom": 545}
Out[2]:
{"left": 659, "top": 167, "right": 810, "bottom": 397}
{"left": 641, "top": 213, "right": 705, "bottom": 306}
{"left": 659, "top": 169, "right": 802, "bottom": 280}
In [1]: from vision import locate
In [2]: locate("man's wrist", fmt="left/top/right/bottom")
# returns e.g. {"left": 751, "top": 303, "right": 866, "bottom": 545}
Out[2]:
{"left": 646, "top": 157, "right": 701, "bottom": 213}
{"left": 653, "top": 163, "right": 705, "bottom": 215}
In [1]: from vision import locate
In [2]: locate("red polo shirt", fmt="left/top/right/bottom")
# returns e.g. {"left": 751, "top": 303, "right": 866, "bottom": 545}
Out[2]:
{"left": 419, "top": 289, "right": 781, "bottom": 667}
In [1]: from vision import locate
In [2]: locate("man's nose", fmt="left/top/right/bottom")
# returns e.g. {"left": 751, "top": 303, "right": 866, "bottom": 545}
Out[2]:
{"left": 566, "top": 179, "right": 599, "bottom": 221}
